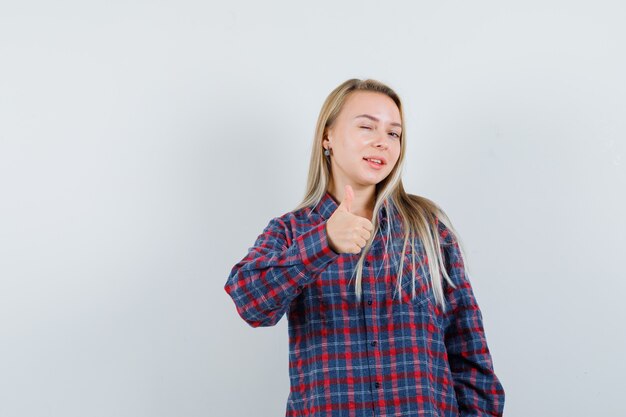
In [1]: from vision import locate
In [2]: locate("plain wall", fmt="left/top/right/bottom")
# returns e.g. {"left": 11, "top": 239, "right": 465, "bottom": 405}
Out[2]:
{"left": 1, "top": 1, "right": 625, "bottom": 416}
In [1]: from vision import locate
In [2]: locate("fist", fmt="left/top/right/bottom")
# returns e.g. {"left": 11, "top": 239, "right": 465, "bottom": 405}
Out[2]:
{"left": 326, "top": 185, "right": 374, "bottom": 254}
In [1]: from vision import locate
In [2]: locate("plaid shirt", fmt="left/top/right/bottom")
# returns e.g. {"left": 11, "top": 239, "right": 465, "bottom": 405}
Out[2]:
{"left": 224, "top": 191, "right": 505, "bottom": 417}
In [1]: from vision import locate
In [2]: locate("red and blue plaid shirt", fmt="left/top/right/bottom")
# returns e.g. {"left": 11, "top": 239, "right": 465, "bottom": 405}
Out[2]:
{"left": 224, "top": 191, "right": 505, "bottom": 416}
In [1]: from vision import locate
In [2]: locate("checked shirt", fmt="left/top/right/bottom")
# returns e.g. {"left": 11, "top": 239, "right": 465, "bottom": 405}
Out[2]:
{"left": 224, "top": 191, "right": 505, "bottom": 417}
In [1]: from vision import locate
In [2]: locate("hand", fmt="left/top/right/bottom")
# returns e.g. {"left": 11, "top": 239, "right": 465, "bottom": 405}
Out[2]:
{"left": 326, "top": 185, "right": 374, "bottom": 254}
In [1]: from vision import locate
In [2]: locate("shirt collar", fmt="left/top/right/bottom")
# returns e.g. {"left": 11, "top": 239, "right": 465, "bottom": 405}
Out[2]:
{"left": 315, "top": 191, "right": 339, "bottom": 220}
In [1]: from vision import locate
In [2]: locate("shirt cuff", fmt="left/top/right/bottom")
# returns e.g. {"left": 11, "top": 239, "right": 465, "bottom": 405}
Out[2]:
{"left": 295, "top": 221, "right": 339, "bottom": 275}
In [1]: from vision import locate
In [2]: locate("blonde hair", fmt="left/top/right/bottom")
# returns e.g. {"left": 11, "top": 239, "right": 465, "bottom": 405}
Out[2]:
{"left": 293, "top": 78, "right": 470, "bottom": 313}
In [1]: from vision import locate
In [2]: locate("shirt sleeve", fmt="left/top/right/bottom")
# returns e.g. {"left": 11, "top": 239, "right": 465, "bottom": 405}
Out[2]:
{"left": 439, "top": 221, "right": 506, "bottom": 417}
{"left": 224, "top": 216, "right": 340, "bottom": 328}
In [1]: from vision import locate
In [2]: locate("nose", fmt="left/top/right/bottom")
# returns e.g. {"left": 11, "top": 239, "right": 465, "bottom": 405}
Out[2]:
{"left": 373, "top": 133, "right": 389, "bottom": 149}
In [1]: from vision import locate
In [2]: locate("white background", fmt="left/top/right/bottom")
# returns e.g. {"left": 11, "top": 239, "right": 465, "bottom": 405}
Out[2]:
{"left": 1, "top": 1, "right": 625, "bottom": 416}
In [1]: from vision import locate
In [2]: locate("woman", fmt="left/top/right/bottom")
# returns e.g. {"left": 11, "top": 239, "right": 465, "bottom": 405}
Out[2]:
{"left": 224, "top": 78, "right": 505, "bottom": 416}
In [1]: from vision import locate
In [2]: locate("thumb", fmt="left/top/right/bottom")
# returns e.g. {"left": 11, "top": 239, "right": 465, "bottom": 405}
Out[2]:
{"left": 338, "top": 184, "right": 354, "bottom": 213}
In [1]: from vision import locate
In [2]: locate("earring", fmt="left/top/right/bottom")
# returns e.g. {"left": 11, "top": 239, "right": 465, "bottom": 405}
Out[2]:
{"left": 324, "top": 148, "right": 330, "bottom": 156}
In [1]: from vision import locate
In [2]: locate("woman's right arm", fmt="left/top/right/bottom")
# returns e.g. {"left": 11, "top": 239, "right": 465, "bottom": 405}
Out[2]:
{"left": 224, "top": 216, "right": 339, "bottom": 327}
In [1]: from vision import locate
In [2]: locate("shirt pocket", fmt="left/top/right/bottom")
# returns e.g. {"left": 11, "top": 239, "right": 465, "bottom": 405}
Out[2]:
{"left": 395, "top": 249, "right": 435, "bottom": 308}
{"left": 400, "top": 251, "right": 446, "bottom": 335}
{"left": 308, "top": 255, "right": 357, "bottom": 319}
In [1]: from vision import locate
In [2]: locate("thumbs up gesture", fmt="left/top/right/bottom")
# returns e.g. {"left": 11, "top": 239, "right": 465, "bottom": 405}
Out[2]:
{"left": 326, "top": 185, "right": 374, "bottom": 254}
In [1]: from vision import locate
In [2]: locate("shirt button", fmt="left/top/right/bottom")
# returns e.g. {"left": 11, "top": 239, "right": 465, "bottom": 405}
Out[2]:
{"left": 364, "top": 260, "right": 370, "bottom": 267}
{"left": 374, "top": 382, "right": 381, "bottom": 388}
{"left": 371, "top": 341, "right": 377, "bottom": 347}
{"left": 367, "top": 300, "right": 372, "bottom": 305}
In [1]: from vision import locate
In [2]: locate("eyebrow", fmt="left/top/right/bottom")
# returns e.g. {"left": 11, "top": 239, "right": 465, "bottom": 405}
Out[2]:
{"left": 354, "top": 114, "right": 402, "bottom": 128}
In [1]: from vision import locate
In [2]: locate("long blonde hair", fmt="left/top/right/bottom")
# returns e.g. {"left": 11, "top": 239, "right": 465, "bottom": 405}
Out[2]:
{"left": 293, "top": 78, "right": 469, "bottom": 313}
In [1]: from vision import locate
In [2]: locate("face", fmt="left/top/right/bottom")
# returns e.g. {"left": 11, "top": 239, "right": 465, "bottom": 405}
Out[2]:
{"left": 324, "top": 91, "right": 402, "bottom": 188}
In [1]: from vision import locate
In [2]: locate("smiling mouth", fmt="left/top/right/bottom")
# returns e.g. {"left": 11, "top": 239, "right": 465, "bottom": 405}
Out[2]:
{"left": 363, "top": 158, "right": 385, "bottom": 171}
{"left": 363, "top": 157, "right": 384, "bottom": 165}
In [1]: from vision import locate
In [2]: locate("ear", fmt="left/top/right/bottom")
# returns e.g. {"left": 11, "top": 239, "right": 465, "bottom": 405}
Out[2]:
{"left": 324, "top": 125, "right": 334, "bottom": 141}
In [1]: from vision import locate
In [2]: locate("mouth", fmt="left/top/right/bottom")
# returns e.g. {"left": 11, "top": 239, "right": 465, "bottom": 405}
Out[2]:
{"left": 362, "top": 156, "right": 386, "bottom": 165}
{"left": 363, "top": 157, "right": 385, "bottom": 170}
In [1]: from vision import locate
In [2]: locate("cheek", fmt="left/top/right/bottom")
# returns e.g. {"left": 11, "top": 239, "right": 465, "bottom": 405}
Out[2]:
{"left": 389, "top": 147, "right": 401, "bottom": 166}
{"left": 343, "top": 141, "right": 366, "bottom": 159}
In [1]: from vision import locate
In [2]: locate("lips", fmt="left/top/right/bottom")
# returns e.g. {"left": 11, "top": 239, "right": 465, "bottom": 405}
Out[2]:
{"left": 362, "top": 155, "right": 387, "bottom": 165}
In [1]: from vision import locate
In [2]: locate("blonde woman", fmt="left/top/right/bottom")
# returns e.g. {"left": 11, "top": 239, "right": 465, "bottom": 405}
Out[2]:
{"left": 224, "top": 78, "right": 505, "bottom": 416}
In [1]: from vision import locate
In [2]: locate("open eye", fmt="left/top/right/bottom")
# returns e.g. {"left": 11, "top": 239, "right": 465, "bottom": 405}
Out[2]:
{"left": 389, "top": 132, "right": 400, "bottom": 139}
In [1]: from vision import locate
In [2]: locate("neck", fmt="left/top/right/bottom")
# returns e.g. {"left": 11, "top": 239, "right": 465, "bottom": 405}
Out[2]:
{"left": 328, "top": 181, "right": 376, "bottom": 219}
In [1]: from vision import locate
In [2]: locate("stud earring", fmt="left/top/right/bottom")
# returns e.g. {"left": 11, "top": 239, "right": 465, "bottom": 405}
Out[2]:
{"left": 324, "top": 148, "right": 330, "bottom": 157}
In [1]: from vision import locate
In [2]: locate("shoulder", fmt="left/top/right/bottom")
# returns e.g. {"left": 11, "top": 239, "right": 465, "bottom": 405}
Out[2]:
{"left": 436, "top": 216, "right": 459, "bottom": 247}
{"left": 261, "top": 204, "right": 324, "bottom": 246}
{"left": 404, "top": 192, "right": 457, "bottom": 247}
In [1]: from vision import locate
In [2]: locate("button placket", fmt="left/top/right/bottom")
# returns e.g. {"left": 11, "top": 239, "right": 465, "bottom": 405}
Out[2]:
{"left": 361, "top": 259, "right": 383, "bottom": 405}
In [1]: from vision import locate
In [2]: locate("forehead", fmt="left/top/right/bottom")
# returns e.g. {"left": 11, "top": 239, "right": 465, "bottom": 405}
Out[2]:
{"left": 341, "top": 91, "right": 401, "bottom": 122}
